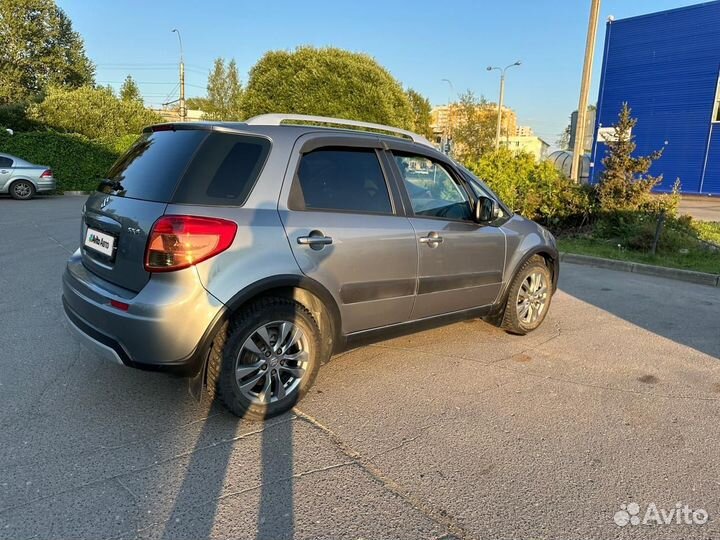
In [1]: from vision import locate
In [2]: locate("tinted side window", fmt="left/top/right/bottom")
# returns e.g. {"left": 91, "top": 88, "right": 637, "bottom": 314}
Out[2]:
{"left": 394, "top": 154, "right": 472, "bottom": 221}
{"left": 101, "top": 130, "right": 208, "bottom": 202}
{"left": 173, "top": 133, "right": 271, "bottom": 206}
{"left": 0, "top": 157, "right": 13, "bottom": 167}
{"left": 292, "top": 148, "right": 392, "bottom": 214}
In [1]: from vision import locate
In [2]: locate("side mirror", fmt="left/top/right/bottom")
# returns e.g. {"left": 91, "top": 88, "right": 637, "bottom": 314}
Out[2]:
{"left": 474, "top": 196, "right": 500, "bottom": 223}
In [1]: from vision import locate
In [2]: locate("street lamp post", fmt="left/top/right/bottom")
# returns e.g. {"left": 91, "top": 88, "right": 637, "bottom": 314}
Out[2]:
{"left": 487, "top": 61, "right": 521, "bottom": 150}
{"left": 441, "top": 78, "right": 455, "bottom": 154}
{"left": 171, "top": 28, "right": 186, "bottom": 122}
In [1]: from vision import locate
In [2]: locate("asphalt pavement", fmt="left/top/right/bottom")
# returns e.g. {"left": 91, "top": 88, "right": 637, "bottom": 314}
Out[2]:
{"left": 1, "top": 195, "right": 719, "bottom": 540}
{"left": 679, "top": 196, "right": 720, "bottom": 221}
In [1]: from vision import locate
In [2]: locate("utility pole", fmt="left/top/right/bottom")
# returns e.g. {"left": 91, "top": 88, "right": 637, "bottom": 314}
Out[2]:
{"left": 571, "top": 0, "right": 601, "bottom": 183}
{"left": 487, "top": 62, "right": 521, "bottom": 150}
{"left": 441, "top": 79, "right": 455, "bottom": 155}
{"left": 172, "top": 29, "right": 186, "bottom": 122}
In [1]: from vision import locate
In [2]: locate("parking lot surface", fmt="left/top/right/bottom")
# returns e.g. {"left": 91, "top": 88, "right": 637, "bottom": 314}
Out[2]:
{"left": 1, "top": 195, "right": 719, "bottom": 540}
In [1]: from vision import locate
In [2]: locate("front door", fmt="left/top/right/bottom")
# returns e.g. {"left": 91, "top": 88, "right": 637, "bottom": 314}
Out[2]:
{"left": 279, "top": 141, "right": 418, "bottom": 334}
{"left": 391, "top": 151, "right": 506, "bottom": 320}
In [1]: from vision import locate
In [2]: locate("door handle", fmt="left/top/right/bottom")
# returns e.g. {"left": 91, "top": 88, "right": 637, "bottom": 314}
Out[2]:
{"left": 0, "top": 170, "right": 8, "bottom": 174}
{"left": 297, "top": 231, "right": 333, "bottom": 249}
{"left": 419, "top": 232, "right": 443, "bottom": 246}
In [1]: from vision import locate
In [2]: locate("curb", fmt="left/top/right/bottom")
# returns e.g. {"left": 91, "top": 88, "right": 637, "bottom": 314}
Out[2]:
{"left": 63, "top": 191, "right": 91, "bottom": 196}
{"left": 560, "top": 252, "right": 720, "bottom": 288}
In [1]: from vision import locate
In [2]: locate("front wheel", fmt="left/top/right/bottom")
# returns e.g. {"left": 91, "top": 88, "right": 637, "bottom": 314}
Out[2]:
{"left": 501, "top": 256, "right": 553, "bottom": 335}
{"left": 207, "top": 297, "right": 323, "bottom": 420}
{"left": 10, "top": 180, "right": 35, "bottom": 200}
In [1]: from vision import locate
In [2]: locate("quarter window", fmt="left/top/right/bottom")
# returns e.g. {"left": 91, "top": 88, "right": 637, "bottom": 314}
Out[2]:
{"left": 292, "top": 148, "right": 393, "bottom": 214}
{"left": 0, "top": 157, "right": 13, "bottom": 167}
{"left": 395, "top": 154, "right": 473, "bottom": 220}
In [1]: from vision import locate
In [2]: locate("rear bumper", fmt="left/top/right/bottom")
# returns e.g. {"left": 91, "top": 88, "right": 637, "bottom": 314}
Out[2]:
{"left": 35, "top": 179, "right": 56, "bottom": 192}
{"left": 62, "top": 250, "right": 225, "bottom": 376}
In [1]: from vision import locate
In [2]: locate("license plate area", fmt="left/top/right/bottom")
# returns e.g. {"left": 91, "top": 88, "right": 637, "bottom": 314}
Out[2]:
{"left": 84, "top": 227, "right": 117, "bottom": 260}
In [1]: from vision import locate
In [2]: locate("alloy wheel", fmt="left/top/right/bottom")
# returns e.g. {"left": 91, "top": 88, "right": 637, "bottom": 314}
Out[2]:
{"left": 13, "top": 182, "right": 32, "bottom": 199}
{"left": 234, "top": 320, "right": 309, "bottom": 405}
{"left": 516, "top": 271, "right": 548, "bottom": 325}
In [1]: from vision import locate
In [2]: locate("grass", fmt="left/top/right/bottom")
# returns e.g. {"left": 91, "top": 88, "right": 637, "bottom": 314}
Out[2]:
{"left": 559, "top": 229, "right": 720, "bottom": 275}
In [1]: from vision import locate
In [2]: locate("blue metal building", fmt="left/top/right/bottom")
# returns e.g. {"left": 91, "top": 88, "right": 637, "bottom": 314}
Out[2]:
{"left": 591, "top": 1, "right": 720, "bottom": 195}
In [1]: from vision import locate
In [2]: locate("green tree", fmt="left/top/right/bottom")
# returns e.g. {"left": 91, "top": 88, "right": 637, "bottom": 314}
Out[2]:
{"left": 451, "top": 91, "right": 496, "bottom": 163}
{"left": 201, "top": 57, "right": 243, "bottom": 121}
{"left": 243, "top": 46, "right": 414, "bottom": 129}
{"left": 406, "top": 88, "right": 433, "bottom": 138}
{"left": 0, "top": 0, "right": 94, "bottom": 103}
{"left": 119, "top": 75, "right": 142, "bottom": 103}
{"left": 597, "top": 103, "right": 664, "bottom": 213}
{"left": 186, "top": 96, "right": 209, "bottom": 111}
{"left": 556, "top": 124, "right": 571, "bottom": 150}
{"left": 28, "top": 85, "right": 162, "bottom": 139}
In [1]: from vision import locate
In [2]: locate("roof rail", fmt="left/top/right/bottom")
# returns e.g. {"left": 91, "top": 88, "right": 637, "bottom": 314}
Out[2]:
{"left": 245, "top": 113, "right": 434, "bottom": 148}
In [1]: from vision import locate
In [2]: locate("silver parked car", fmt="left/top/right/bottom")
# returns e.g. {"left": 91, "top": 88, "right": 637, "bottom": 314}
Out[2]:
{"left": 62, "top": 114, "right": 559, "bottom": 420}
{"left": 0, "top": 153, "right": 56, "bottom": 199}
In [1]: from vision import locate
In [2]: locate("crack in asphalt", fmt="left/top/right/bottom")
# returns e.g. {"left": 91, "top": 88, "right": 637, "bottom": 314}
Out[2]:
{"left": 102, "top": 459, "right": 358, "bottom": 540}
{"left": 0, "top": 410, "right": 226, "bottom": 470}
{"left": 293, "top": 409, "right": 472, "bottom": 540}
{"left": 0, "top": 415, "right": 296, "bottom": 515}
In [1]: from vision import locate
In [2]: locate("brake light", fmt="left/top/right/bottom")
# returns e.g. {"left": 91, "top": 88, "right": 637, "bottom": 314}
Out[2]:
{"left": 40, "top": 169, "right": 53, "bottom": 178}
{"left": 145, "top": 215, "right": 237, "bottom": 272}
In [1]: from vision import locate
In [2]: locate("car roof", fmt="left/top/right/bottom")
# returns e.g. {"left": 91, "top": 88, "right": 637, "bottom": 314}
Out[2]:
{"left": 144, "top": 121, "right": 443, "bottom": 157}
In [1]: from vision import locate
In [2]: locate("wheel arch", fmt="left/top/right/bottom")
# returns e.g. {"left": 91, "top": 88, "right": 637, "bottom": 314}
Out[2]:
{"left": 495, "top": 246, "right": 559, "bottom": 317}
{"left": 223, "top": 274, "right": 342, "bottom": 357}
{"left": 9, "top": 177, "right": 37, "bottom": 188}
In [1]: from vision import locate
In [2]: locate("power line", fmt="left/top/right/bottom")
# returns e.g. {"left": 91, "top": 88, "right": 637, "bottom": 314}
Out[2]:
{"left": 98, "top": 80, "right": 178, "bottom": 85}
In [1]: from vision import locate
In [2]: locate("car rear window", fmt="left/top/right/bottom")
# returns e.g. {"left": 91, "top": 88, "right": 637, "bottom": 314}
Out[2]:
{"left": 172, "top": 132, "right": 271, "bottom": 206}
{"left": 100, "top": 130, "right": 208, "bottom": 202}
{"left": 99, "top": 130, "right": 270, "bottom": 206}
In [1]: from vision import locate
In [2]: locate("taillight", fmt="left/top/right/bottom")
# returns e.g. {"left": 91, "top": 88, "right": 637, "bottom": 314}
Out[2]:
{"left": 40, "top": 169, "right": 53, "bottom": 178}
{"left": 144, "top": 215, "right": 237, "bottom": 272}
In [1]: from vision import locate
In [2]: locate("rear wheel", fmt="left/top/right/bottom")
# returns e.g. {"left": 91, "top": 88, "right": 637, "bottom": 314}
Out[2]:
{"left": 10, "top": 180, "right": 35, "bottom": 200}
{"left": 207, "top": 297, "right": 322, "bottom": 420}
{"left": 501, "top": 256, "right": 552, "bottom": 335}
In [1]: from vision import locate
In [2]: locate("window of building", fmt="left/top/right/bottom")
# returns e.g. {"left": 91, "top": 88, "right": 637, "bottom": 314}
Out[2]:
{"left": 292, "top": 148, "right": 393, "bottom": 214}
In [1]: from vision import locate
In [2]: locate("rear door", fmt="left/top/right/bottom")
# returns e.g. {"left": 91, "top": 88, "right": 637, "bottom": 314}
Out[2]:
{"left": 82, "top": 127, "right": 272, "bottom": 293}
{"left": 388, "top": 148, "right": 506, "bottom": 320}
{"left": 81, "top": 128, "right": 209, "bottom": 292}
{"left": 278, "top": 135, "right": 418, "bottom": 334}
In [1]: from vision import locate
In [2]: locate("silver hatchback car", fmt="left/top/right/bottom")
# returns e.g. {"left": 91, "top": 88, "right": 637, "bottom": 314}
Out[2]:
{"left": 62, "top": 114, "right": 558, "bottom": 420}
{"left": 0, "top": 153, "right": 56, "bottom": 199}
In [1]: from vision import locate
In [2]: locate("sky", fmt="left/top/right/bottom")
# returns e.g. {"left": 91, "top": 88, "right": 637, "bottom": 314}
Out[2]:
{"left": 59, "top": 0, "right": 708, "bottom": 144}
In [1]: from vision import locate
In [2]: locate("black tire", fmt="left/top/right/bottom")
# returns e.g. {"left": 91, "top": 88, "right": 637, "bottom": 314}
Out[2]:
{"left": 207, "top": 297, "right": 323, "bottom": 420}
{"left": 500, "top": 255, "right": 553, "bottom": 335}
{"left": 10, "top": 180, "right": 35, "bottom": 200}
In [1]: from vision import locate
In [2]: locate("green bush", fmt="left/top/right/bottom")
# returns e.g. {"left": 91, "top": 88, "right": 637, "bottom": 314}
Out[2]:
{"left": 0, "top": 130, "right": 135, "bottom": 192}
{"left": 0, "top": 103, "right": 42, "bottom": 132}
{"left": 27, "top": 85, "right": 162, "bottom": 140}
{"left": 465, "top": 148, "right": 593, "bottom": 226}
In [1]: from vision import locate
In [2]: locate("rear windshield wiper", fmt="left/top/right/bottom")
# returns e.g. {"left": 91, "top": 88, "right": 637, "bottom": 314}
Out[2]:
{"left": 99, "top": 178, "right": 124, "bottom": 192}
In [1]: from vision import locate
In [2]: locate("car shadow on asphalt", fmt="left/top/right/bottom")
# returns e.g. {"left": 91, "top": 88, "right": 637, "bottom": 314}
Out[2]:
{"left": 158, "top": 406, "right": 295, "bottom": 540}
{"left": 559, "top": 265, "right": 720, "bottom": 359}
